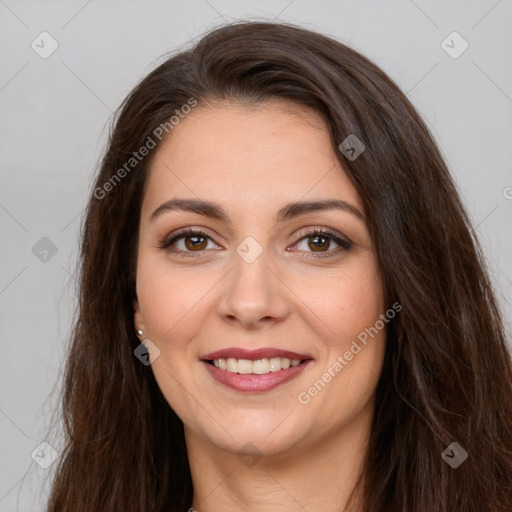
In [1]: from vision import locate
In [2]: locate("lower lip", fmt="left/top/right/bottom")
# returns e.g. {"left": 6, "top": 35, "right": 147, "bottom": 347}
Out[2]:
{"left": 202, "top": 360, "right": 312, "bottom": 392}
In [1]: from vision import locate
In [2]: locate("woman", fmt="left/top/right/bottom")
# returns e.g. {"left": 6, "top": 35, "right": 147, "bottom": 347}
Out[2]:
{"left": 47, "top": 21, "right": 512, "bottom": 512}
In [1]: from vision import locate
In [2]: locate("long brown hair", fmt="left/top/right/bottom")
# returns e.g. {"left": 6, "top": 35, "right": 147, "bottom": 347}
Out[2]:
{"left": 46, "top": 21, "right": 512, "bottom": 511}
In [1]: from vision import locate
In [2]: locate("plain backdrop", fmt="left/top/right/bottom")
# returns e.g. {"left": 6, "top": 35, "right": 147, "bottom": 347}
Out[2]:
{"left": 1, "top": 1, "right": 511, "bottom": 510}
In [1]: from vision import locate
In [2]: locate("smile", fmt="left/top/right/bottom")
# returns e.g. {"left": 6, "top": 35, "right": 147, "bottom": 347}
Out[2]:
{"left": 201, "top": 348, "right": 313, "bottom": 392}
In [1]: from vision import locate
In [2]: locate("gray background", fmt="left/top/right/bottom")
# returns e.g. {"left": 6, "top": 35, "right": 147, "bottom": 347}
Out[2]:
{"left": 1, "top": 0, "right": 511, "bottom": 510}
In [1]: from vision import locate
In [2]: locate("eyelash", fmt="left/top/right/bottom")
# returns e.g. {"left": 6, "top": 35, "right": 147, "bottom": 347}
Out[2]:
{"left": 157, "top": 227, "right": 352, "bottom": 259}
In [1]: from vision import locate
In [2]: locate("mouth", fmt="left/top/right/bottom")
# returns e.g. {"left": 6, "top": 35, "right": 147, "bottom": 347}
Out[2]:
{"left": 201, "top": 347, "right": 312, "bottom": 374}
{"left": 200, "top": 348, "right": 313, "bottom": 392}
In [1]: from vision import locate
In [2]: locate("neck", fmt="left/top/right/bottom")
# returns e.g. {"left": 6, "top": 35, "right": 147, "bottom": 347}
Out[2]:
{"left": 185, "top": 400, "right": 373, "bottom": 512}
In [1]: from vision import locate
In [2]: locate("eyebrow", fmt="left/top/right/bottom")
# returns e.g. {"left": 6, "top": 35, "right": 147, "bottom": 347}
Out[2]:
{"left": 150, "top": 198, "right": 365, "bottom": 224}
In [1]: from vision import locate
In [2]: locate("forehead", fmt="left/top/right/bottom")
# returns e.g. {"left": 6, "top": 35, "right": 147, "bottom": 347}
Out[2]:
{"left": 142, "top": 101, "right": 364, "bottom": 218}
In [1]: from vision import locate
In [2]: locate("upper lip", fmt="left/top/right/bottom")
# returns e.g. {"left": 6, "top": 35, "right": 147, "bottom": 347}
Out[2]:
{"left": 201, "top": 347, "right": 312, "bottom": 361}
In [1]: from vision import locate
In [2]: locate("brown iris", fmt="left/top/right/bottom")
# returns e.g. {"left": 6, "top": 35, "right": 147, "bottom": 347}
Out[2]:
{"left": 308, "top": 235, "right": 330, "bottom": 252}
{"left": 184, "top": 235, "right": 208, "bottom": 251}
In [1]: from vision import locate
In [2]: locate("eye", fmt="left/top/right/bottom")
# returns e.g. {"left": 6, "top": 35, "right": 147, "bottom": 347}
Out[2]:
{"left": 157, "top": 227, "right": 352, "bottom": 259}
{"left": 158, "top": 228, "right": 220, "bottom": 258}
{"left": 290, "top": 228, "right": 352, "bottom": 259}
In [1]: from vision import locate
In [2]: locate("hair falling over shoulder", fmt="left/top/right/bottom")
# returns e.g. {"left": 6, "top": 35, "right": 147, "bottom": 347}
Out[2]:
{"left": 46, "top": 21, "right": 512, "bottom": 512}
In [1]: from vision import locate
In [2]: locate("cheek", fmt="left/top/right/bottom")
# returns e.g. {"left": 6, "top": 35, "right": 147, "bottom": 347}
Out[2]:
{"left": 296, "top": 253, "right": 384, "bottom": 342}
{"left": 136, "top": 254, "right": 213, "bottom": 343}
{"left": 298, "top": 260, "right": 386, "bottom": 422}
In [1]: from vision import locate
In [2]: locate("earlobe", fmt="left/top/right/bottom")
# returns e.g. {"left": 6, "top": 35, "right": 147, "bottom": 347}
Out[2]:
{"left": 133, "top": 298, "right": 144, "bottom": 335}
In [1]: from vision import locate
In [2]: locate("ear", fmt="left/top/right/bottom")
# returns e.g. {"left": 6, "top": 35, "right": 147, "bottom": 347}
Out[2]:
{"left": 133, "top": 297, "right": 145, "bottom": 334}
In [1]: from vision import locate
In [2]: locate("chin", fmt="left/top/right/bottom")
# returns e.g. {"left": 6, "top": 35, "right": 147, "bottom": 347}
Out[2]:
{"left": 202, "top": 411, "right": 310, "bottom": 457}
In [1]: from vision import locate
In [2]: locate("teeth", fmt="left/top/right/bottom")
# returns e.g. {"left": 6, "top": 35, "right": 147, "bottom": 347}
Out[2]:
{"left": 253, "top": 359, "right": 269, "bottom": 375}
{"left": 226, "top": 357, "right": 238, "bottom": 372}
{"left": 269, "top": 357, "right": 281, "bottom": 372}
{"left": 238, "top": 359, "right": 253, "bottom": 374}
{"left": 212, "top": 357, "right": 302, "bottom": 374}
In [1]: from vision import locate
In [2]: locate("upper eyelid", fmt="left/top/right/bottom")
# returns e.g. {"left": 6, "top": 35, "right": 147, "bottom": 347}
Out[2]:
{"left": 165, "top": 227, "right": 219, "bottom": 244}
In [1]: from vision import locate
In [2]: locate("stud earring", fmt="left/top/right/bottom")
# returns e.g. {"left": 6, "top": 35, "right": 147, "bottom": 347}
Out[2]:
{"left": 137, "top": 329, "right": 143, "bottom": 337}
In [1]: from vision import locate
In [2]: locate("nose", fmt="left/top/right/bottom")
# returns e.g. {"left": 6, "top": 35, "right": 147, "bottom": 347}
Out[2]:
{"left": 216, "top": 245, "right": 290, "bottom": 330}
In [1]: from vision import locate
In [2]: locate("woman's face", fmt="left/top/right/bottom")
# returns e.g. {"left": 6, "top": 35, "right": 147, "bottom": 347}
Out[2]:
{"left": 134, "top": 101, "right": 386, "bottom": 457}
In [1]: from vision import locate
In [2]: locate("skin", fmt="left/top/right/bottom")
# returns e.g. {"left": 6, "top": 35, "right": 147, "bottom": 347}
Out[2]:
{"left": 134, "top": 100, "right": 386, "bottom": 511}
